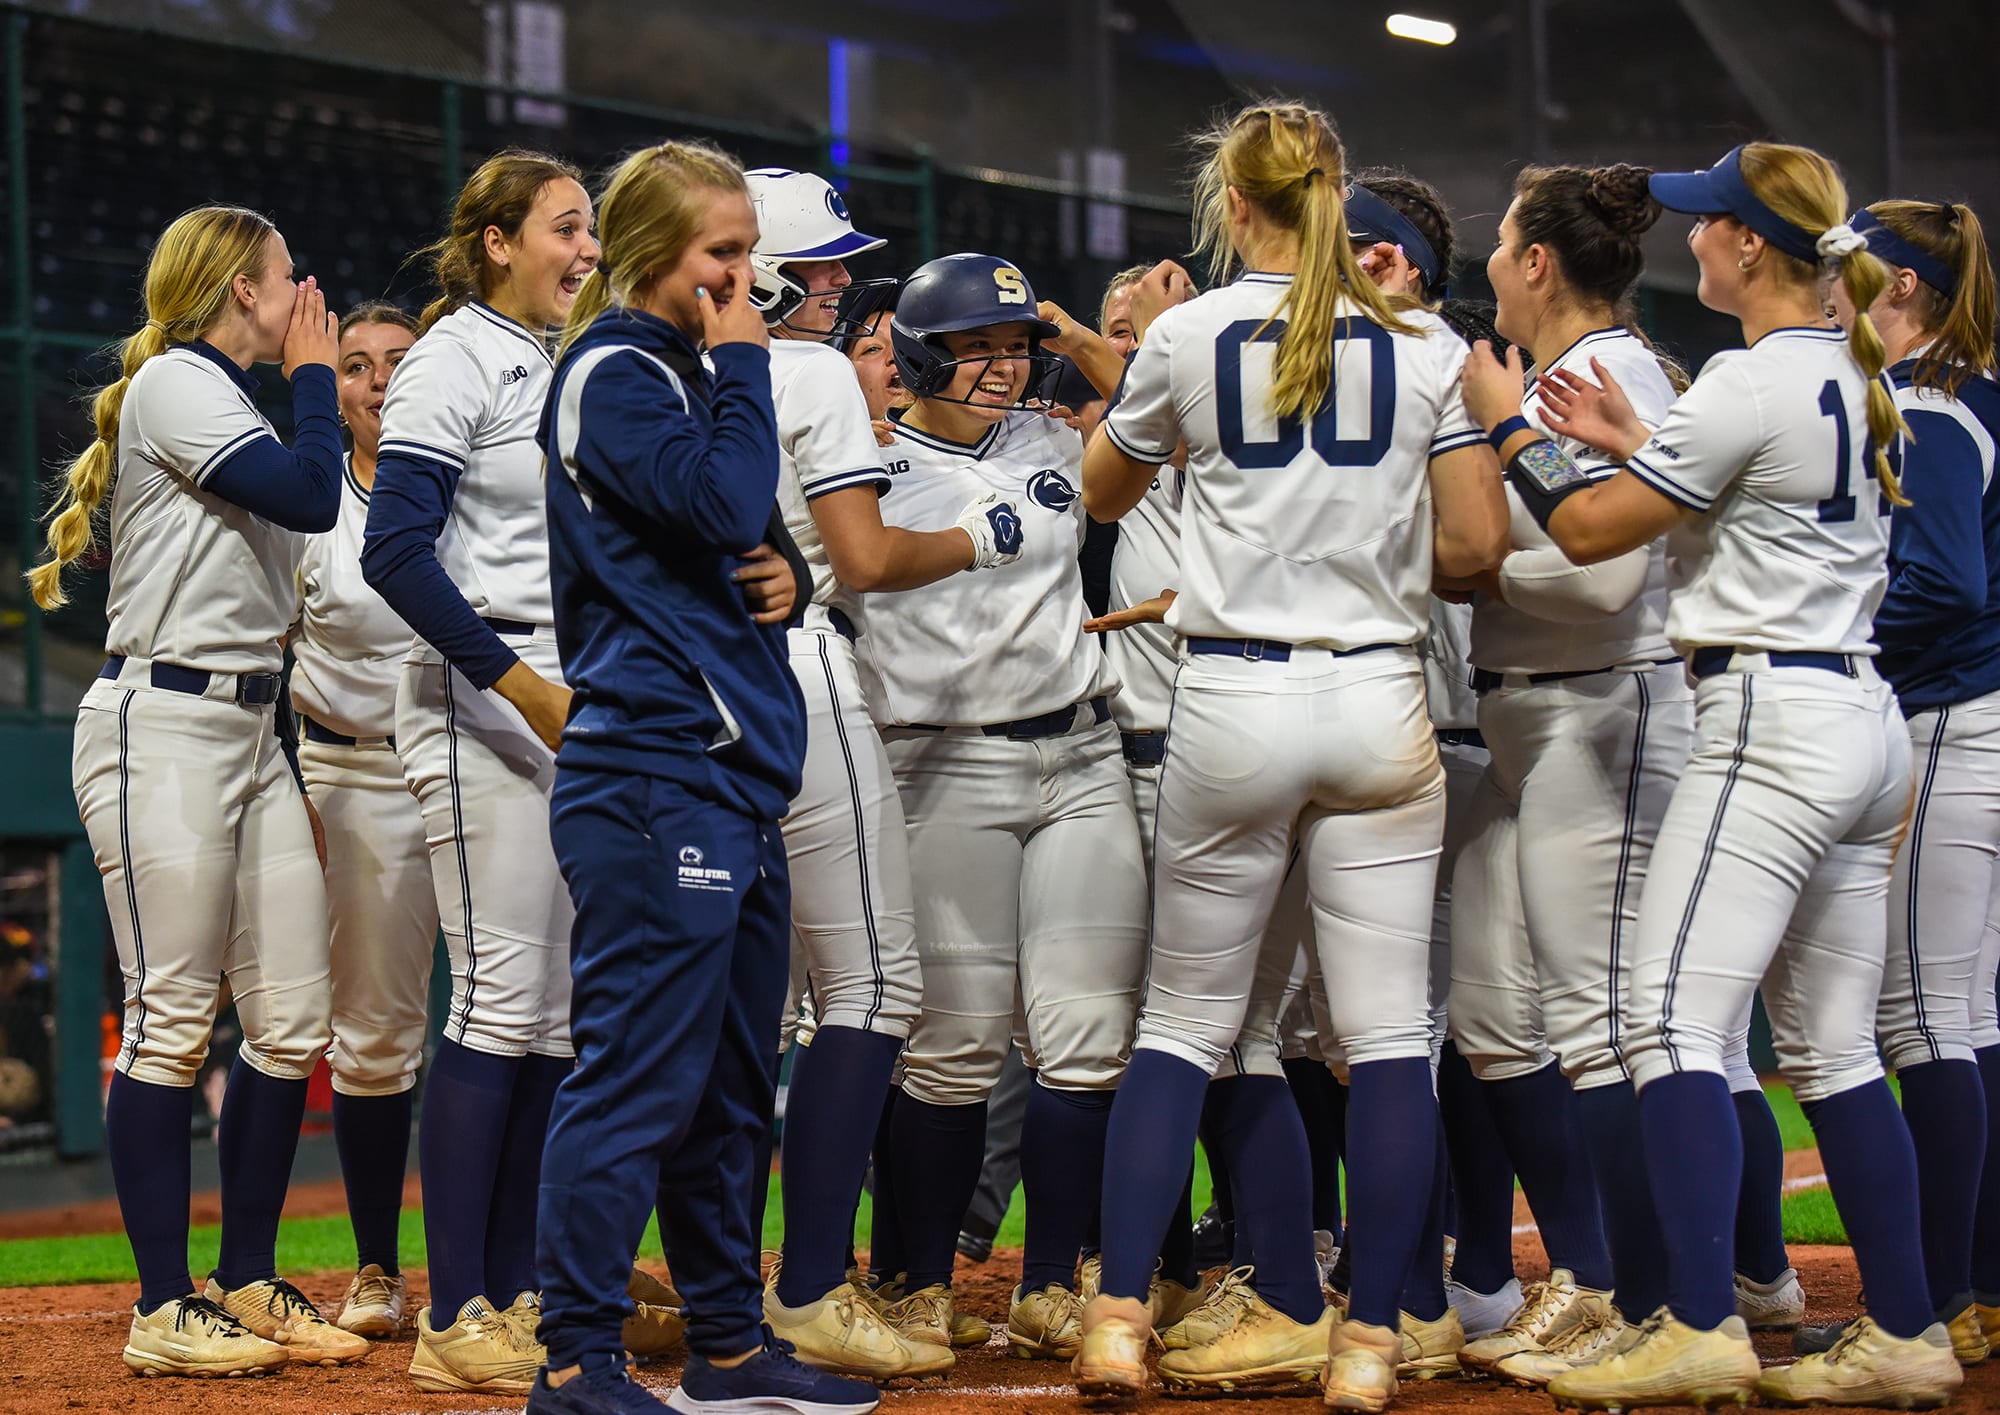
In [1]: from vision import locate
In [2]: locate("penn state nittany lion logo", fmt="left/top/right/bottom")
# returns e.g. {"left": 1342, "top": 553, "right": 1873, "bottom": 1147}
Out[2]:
{"left": 1027, "top": 468, "right": 1078, "bottom": 512}
{"left": 825, "top": 187, "right": 851, "bottom": 222}
{"left": 679, "top": 845, "right": 704, "bottom": 867}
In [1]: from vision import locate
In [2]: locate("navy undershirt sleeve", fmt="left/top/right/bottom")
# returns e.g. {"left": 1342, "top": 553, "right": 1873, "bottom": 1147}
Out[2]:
{"left": 201, "top": 364, "right": 343, "bottom": 533}
{"left": 360, "top": 451, "right": 521, "bottom": 691}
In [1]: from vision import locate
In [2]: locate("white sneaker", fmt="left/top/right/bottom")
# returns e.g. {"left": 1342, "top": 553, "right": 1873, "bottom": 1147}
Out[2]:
{"left": 1757, "top": 1316, "right": 1962, "bottom": 1407}
{"left": 204, "top": 1276, "right": 370, "bottom": 1365}
{"left": 1547, "top": 1309, "right": 1758, "bottom": 1410}
{"left": 1445, "top": 1275, "right": 1524, "bottom": 1339}
{"left": 1314, "top": 1230, "right": 1341, "bottom": 1299}
{"left": 1734, "top": 1267, "right": 1805, "bottom": 1330}
{"left": 122, "top": 1294, "right": 289, "bottom": 1378}
{"left": 1461, "top": 1269, "right": 1613, "bottom": 1373}
{"left": 1495, "top": 1306, "right": 1636, "bottom": 1388}
{"left": 408, "top": 1296, "right": 545, "bottom": 1395}
{"left": 335, "top": 1264, "right": 407, "bottom": 1338}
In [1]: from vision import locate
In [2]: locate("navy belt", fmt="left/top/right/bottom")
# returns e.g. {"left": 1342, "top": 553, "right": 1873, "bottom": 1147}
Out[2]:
{"left": 827, "top": 607, "right": 858, "bottom": 642}
{"left": 302, "top": 716, "right": 395, "bottom": 750}
{"left": 1470, "top": 656, "right": 1679, "bottom": 694}
{"left": 911, "top": 696, "right": 1112, "bottom": 740}
{"left": 1122, "top": 731, "right": 1168, "bottom": 765}
{"left": 481, "top": 616, "right": 536, "bottom": 636}
{"left": 1689, "top": 647, "right": 1860, "bottom": 681}
{"left": 1186, "top": 638, "right": 1399, "bottom": 663}
{"left": 1435, "top": 728, "right": 1486, "bottom": 750}
{"left": 99, "top": 655, "right": 283, "bottom": 706}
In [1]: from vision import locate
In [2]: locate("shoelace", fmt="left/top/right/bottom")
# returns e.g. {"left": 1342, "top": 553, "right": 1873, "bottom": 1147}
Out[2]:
{"left": 1190, "top": 1267, "right": 1259, "bottom": 1330}
{"left": 1505, "top": 1281, "right": 1568, "bottom": 1341}
{"left": 262, "top": 1277, "right": 325, "bottom": 1325}
{"left": 1546, "top": 1308, "right": 1616, "bottom": 1358}
{"left": 1821, "top": 1321, "right": 1871, "bottom": 1364}
{"left": 349, "top": 1271, "right": 398, "bottom": 1306}
{"left": 175, "top": 1295, "right": 251, "bottom": 1336}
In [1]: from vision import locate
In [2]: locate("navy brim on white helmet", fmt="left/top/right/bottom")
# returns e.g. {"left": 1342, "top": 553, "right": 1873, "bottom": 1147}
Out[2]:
{"left": 744, "top": 167, "right": 887, "bottom": 324}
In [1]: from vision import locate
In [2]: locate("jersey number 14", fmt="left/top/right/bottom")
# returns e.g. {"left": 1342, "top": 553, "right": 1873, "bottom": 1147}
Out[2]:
{"left": 1214, "top": 318, "right": 1397, "bottom": 469}
{"left": 1816, "top": 380, "right": 1888, "bottom": 523}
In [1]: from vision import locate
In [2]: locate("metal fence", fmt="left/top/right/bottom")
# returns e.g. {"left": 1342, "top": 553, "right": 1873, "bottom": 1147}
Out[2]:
{"left": 0, "top": 4, "right": 1195, "bottom": 724}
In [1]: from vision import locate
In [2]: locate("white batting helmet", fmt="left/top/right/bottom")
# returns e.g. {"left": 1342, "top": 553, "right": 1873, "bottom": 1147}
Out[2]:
{"left": 745, "top": 167, "right": 887, "bottom": 326}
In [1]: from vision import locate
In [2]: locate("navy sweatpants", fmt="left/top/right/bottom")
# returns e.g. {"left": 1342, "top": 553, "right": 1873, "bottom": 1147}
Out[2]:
{"left": 536, "top": 768, "right": 790, "bottom": 1368}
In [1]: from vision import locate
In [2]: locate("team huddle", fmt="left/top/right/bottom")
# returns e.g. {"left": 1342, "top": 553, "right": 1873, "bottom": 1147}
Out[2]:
{"left": 26, "top": 92, "right": 2000, "bottom": 1415}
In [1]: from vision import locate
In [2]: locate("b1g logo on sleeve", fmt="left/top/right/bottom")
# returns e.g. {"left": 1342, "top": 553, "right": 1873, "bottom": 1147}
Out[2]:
{"left": 994, "top": 268, "right": 1028, "bottom": 305}
{"left": 1027, "top": 468, "right": 1078, "bottom": 511}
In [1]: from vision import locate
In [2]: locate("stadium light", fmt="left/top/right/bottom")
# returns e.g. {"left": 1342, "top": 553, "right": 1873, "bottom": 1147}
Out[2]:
{"left": 1386, "top": 13, "right": 1457, "bottom": 45}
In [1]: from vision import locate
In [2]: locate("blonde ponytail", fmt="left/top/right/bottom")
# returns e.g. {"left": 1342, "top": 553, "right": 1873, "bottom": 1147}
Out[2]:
{"left": 557, "top": 139, "right": 746, "bottom": 360}
{"left": 1191, "top": 102, "right": 1411, "bottom": 424}
{"left": 1737, "top": 142, "right": 1910, "bottom": 507}
{"left": 27, "top": 205, "right": 276, "bottom": 609}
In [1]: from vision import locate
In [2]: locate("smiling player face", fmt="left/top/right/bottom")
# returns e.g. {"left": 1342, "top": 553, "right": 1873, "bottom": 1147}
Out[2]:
{"left": 337, "top": 319, "right": 413, "bottom": 460}
{"left": 489, "top": 177, "right": 599, "bottom": 330}
{"left": 931, "top": 323, "right": 1035, "bottom": 423}
{"left": 779, "top": 258, "right": 855, "bottom": 339}
{"left": 845, "top": 312, "right": 907, "bottom": 419}
{"left": 643, "top": 187, "right": 760, "bottom": 343}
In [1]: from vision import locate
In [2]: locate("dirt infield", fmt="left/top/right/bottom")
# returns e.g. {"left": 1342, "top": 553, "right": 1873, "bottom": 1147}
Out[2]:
{"left": 4, "top": 1240, "right": 1992, "bottom": 1415}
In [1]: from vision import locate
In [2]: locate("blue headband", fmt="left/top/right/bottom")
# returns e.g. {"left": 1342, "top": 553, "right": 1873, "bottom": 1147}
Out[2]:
{"left": 1851, "top": 210, "right": 1957, "bottom": 296}
{"left": 1648, "top": 145, "right": 1821, "bottom": 264}
{"left": 1344, "top": 184, "right": 1444, "bottom": 294}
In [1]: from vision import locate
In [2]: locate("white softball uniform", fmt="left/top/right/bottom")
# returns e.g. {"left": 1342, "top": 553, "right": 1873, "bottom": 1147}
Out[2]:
{"left": 1106, "top": 466, "right": 1183, "bottom": 865}
{"left": 1880, "top": 378, "right": 2000, "bottom": 1071}
{"left": 770, "top": 339, "right": 921, "bottom": 1042}
{"left": 75, "top": 345, "right": 329, "bottom": 1087}
{"left": 1619, "top": 328, "right": 1910, "bottom": 1102}
{"left": 1451, "top": 331, "right": 1693, "bottom": 1091}
{"left": 294, "top": 461, "right": 438, "bottom": 1096}
{"left": 857, "top": 410, "right": 1147, "bottom": 1104}
{"left": 378, "top": 303, "right": 574, "bottom": 1058}
{"left": 1105, "top": 276, "right": 1485, "bottom": 1076}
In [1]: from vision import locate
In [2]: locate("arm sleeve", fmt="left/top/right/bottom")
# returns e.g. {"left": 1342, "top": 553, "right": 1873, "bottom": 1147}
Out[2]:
{"left": 200, "top": 366, "right": 344, "bottom": 532}
{"left": 1103, "top": 314, "right": 1180, "bottom": 464}
{"left": 1875, "top": 408, "right": 1992, "bottom": 641}
{"left": 1625, "top": 361, "right": 1762, "bottom": 512}
{"left": 564, "top": 343, "right": 781, "bottom": 553}
{"left": 791, "top": 350, "right": 891, "bottom": 502}
{"left": 1427, "top": 329, "right": 1488, "bottom": 458}
{"left": 1497, "top": 542, "right": 1651, "bottom": 623}
{"left": 359, "top": 337, "right": 520, "bottom": 691}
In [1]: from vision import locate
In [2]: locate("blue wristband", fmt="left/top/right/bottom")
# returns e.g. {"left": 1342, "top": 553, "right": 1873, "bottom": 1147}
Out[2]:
{"left": 1488, "top": 415, "right": 1532, "bottom": 452}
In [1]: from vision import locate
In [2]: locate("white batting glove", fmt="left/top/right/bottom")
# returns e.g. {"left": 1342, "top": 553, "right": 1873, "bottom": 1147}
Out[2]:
{"left": 955, "top": 492, "right": 1025, "bottom": 570}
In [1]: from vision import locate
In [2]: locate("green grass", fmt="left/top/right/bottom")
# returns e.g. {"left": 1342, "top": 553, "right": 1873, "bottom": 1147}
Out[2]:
{"left": 0, "top": 1079, "right": 1836, "bottom": 1289}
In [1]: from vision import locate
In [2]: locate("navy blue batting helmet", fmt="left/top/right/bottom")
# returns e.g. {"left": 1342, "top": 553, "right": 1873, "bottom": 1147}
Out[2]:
{"left": 891, "top": 253, "right": 1063, "bottom": 403}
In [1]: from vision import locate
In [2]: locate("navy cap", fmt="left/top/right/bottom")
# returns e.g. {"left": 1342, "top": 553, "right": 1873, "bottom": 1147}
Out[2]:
{"left": 1852, "top": 209, "right": 1956, "bottom": 296}
{"left": 1345, "top": 184, "right": 1444, "bottom": 295}
{"left": 1648, "top": 145, "right": 1821, "bottom": 264}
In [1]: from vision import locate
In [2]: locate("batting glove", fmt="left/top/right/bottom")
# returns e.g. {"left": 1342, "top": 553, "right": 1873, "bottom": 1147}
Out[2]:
{"left": 956, "top": 492, "right": 1025, "bottom": 570}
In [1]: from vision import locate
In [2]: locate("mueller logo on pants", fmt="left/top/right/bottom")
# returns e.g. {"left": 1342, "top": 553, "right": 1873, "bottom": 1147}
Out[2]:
{"left": 677, "top": 844, "right": 734, "bottom": 892}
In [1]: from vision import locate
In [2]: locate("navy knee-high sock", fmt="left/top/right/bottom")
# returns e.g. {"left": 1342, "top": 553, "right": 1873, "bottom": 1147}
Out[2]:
{"left": 1732, "top": 1087, "right": 1791, "bottom": 1285}
{"left": 1199, "top": 1091, "right": 1236, "bottom": 1230}
{"left": 333, "top": 1089, "right": 414, "bottom": 1274}
{"left": 868, "top": 1089, "right": 904, "bottom": 1282}
{"left": 1636, "top": 1073, "right": 1739, "bottom": 1330}
{"left": 1203, "top": 1076, "right": 1320, "bottom": 1323}
{"left": 1159, "top": 1159, "right": 1199, "bottom": 1289}
{"left": 1284, "top": 1057, "right": 1347, "bottom": 1239}
{"left": 1399, "top": 1119, "right": 1451, "bottom": 1321}
{"left": 1575, "top": 1080, "right": 1669, "bottom": 1318}
{"left": 212, "top": 1060, "right": 309, "bottom": 1291}
{"left": 1020, "top": 1084, "right": 1114, "bottom": 1292}
{"left": 1804, "top": 1079, "right": 1934, "bottom": 1338}
{"left": 107, "top": 1072, "right": 196, "bottom": 1312}
{"left": 1974, "top": 1045, "right": 2000, "bottom": 1298}
{"left": 1484, "top": 1062, "right": 1613, "bottom": 1290}
{"left": 777, "top": 1028, "right": 902, "bottom": 1305}
{"left": 419, "top": 1040, "right": 522, "bottom": 1317}
{"left": 1345, "top": 1057, "right": 1438, "bottom": 1331}
{"left": 1437, "top": 1042, "right": 1515, "bottom": 1296}
{"left": 486, "top": 1052, "right": 567, "bottom": 1300}
{"left": 1898, "top": 1059, "right": 1986, "bottom": 1311}
{"left": 889, "top": 1092, "right": 988, "bottom": 1291}
{"left": 1100, "top": 1050, "right": 1209, "bottom": 1300}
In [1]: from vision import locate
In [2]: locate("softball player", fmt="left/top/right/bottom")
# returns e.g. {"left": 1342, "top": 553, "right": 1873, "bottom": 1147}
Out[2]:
{"left": 31, "top": 206, "right": 365, "bottom": 1374}
{"left": 360, "top": 149, "right": 597, "bottom": 1395}
{"left": 1072, "top": 101, "right": 1509, "bottom": 1409}
{"left": 530, "top": 138, "right": 876, "bottom": 1415}
{"left": 1448, "top": 164, "right": 1685, "bottom": 1379}
{"left": 1506, "top": 142, "right": 1960, "bottom": 1409}
{"left": 745, "top": 170, "right": 1020, "bottom": 1381}
{"left": 850, "top": 252, "right": 1148, "bottom": 1358}
{"left": 290, "top": 302, "right": 435, "bottom": 1339}
{"left": 1837, "top": 199, "right": 1999, "bottom": 1361}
